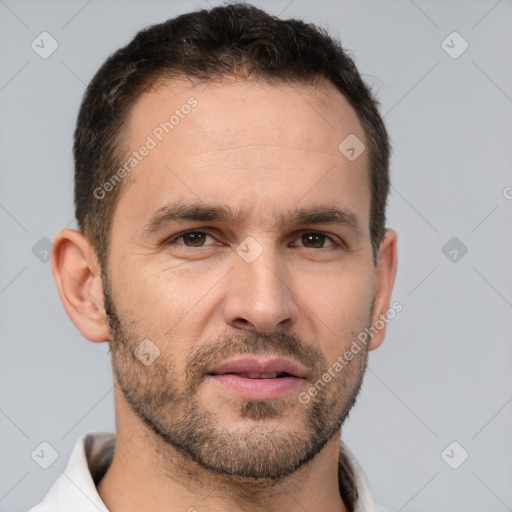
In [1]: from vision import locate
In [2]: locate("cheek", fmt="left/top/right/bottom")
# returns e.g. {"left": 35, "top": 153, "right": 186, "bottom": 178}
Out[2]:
{"left": 298, "top": 265, "right": 374, "bottom": 351}
{"left": 114, "top": 263, "right": 226, "bottom": 344}
{"left": 147, "top": 264, "right": 227, "bottom": 312}
{"left": 111, "top": 258, "right": 192, "bottom": 315}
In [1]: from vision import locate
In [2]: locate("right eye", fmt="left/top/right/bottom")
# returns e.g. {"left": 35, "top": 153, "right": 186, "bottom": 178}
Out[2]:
{"left": 166, "top": 231, "right": 217, "bottom": 248}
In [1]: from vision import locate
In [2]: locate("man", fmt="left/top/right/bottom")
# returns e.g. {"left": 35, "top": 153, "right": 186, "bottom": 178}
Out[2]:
{"left": 30, "top": 3, "right": 397, "bottom": 511}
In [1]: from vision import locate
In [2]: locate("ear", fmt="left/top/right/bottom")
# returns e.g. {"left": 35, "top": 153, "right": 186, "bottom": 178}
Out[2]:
{"left": 51, "top": 228, "right": 110, "bottom": 343}
{"left": 367, "top": 228, "right": 398, "bottom": 351}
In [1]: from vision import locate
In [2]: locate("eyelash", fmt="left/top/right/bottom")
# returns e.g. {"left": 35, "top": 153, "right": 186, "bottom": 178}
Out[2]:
{"left": 165, "top": 230, "right": 345, "bottom": 250}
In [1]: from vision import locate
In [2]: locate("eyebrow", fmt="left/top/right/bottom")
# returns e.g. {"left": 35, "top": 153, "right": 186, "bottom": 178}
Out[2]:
{"left": 140, "top": 201, "right": 363, "bottom": 239}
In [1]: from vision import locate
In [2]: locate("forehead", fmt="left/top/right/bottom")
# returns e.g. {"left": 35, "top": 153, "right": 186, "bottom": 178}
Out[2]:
{"left": 128, "top": 77, "right": 364, "bottom": 155}
{"left": 114, "top": 78, "right": 371, "bottom": 232}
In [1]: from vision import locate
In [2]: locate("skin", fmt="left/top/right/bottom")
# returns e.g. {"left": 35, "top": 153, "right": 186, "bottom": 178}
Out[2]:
{"left": 52, "top": 77, "right": 397, "bottom": 512}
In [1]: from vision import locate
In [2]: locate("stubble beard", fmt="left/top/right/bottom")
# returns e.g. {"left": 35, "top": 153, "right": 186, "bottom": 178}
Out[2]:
{"left": 102, "top": 274, "right": 369, "bottom": 483}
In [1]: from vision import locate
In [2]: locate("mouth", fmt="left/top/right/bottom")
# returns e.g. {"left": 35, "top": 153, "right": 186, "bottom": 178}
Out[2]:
{"left": 217, "top": 371, "right": 295, "bottom": 379}
{"left": 206, "top": 356, "right": 307, "bottom": 400}
{"left": 208, "top": 355, "right": 307, "bottom": 379}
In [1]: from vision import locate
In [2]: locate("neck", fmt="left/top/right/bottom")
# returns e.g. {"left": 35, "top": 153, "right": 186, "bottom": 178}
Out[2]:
{"left": 97, "top": 398, "right": 348, "bottom": 512}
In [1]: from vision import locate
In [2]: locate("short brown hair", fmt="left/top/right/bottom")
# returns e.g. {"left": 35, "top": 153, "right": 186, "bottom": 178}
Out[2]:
{"left": 73, "top": 2, "right": 391, "bottom": 269}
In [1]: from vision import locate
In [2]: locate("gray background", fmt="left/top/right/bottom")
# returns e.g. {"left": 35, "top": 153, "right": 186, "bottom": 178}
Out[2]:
{"left": 1, "top": 0, "right": 511, "bottom": 510}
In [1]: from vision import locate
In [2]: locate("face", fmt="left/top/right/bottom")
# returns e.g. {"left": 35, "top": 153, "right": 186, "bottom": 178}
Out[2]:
{"left": 103, "top": 78, "right": 376, "bottom": 481}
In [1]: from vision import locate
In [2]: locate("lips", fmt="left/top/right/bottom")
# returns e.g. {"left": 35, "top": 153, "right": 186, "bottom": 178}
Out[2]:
{"left": 206, "top": 356, "right": 308, "bottom": 400}
{"left": 208, "top": 356, "right": 307, "bottom": 379}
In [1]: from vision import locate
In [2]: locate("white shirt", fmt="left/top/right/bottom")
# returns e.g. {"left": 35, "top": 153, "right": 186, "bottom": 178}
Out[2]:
{"left": 28, "top": 432, "right": 387, "bottom": 512}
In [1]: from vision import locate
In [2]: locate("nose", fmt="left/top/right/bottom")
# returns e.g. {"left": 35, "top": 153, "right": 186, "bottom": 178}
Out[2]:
{"left": 223, "top": 247, "right": 299, "bottom": 334}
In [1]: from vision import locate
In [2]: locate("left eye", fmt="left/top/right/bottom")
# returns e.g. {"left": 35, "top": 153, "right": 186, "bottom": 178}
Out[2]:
{"left": 293, "top": 232, "right": 335, "bottom": 249}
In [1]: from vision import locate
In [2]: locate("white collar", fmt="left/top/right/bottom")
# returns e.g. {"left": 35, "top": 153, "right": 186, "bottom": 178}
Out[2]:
{"left": 29, "top": 431, "right": 386, "bottom": 512}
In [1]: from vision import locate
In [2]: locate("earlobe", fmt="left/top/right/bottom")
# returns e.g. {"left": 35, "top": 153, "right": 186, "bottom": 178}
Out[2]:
{"left": 51, "top": 228, "right": 110, "bottom": 343}
{"left": 368, "top": 228, "right": 398, "bottom": 351}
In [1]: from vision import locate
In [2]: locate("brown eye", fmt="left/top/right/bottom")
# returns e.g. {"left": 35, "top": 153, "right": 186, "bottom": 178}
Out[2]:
{"left": 298, "top": 233, "right": 333, "bottom": 248}
{"left": 183, "top": 232, "right": 206, "bottom": 246}
{"left": 172, "top": 231, "right": 215, "bottom": 247}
